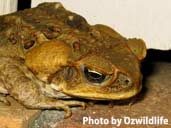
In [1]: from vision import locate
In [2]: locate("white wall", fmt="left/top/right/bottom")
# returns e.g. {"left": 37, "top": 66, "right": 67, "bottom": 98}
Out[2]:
{"left": 0, "top": 0, "right": 18, "bottom": 15}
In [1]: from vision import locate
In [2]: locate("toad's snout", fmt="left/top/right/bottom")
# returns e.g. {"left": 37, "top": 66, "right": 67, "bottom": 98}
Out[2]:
{"left": 106, "top": 72, "right": 133, "bottom": 92}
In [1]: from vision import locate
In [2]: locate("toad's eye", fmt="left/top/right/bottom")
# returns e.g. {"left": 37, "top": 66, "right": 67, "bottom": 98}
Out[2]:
{"left": 83, "top": 66, "right": 106, "bottom": 83}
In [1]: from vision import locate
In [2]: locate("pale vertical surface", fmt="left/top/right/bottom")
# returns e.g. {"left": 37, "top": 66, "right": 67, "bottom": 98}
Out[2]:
{"left": 30, "top": 0, "right": 171, "bottom": 49}
{"left": 0, "top": 0, "right": 18, "bottom": 15}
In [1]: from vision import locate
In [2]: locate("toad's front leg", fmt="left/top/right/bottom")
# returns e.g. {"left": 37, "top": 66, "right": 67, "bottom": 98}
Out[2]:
{"left": 0, "top": 57, "right": 85, "bottom": 118}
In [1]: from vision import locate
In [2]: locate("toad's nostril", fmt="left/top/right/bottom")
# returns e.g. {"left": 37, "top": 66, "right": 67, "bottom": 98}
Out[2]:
{"left": 110, "top": 73, "right": 132, "bottom": 91}
{"left": 124, "top": 79, "right": 130, "bottom": 85}
{"left": 118, "top": 73, "right": 132, "bottom": 86}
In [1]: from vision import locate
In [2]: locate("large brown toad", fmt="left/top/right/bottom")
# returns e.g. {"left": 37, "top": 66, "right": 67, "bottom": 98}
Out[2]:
{"left": 0, "top": 2, "right": 146, "bottom": 118}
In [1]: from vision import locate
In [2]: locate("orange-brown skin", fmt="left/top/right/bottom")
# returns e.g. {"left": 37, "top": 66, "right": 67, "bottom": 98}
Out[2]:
{"left": 0, "top": 2, "right": 146, "bottom": 118}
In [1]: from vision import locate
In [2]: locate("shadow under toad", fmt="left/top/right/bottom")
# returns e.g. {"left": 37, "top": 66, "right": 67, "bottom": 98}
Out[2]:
{"left": 137, "top": 49, "right": 170, "bottom": 104}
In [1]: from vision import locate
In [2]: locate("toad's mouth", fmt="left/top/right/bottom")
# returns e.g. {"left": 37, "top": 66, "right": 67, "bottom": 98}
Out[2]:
{"left": 64, "top": 85, "right": 141, "bottom": 100}
{"left": 52, "top": 80, "right": 142, "bottom": 100}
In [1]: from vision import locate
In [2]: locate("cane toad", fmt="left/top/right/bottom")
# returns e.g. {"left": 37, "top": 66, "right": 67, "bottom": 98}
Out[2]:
{"left": 0, "top": 2, "right": 146, "bottom": 118}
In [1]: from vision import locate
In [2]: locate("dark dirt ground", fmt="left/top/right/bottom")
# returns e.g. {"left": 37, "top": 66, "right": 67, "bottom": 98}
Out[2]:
{"left": 30, "top": 49, "right": 171, "bottom": 128}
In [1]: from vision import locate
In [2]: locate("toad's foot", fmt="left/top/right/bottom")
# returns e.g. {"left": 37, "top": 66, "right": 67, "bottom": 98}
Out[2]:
{"left": 24, "top": 98, "right": 86, "bottom": 118}
{"left": 59, "top": 100, "right": 87, "bottom": 110}
{"left": 0, "top": 56, "right": 85, "bottom": 118}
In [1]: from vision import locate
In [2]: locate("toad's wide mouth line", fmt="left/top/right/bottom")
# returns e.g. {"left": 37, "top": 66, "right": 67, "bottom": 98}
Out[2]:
{"left": 61, "top": 84, "right": 142, "bottom": 100}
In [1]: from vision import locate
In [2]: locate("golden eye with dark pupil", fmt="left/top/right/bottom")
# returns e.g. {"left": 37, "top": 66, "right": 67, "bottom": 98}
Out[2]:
{"left": 84, "top": 67, "right": 106, "bottom": 83}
